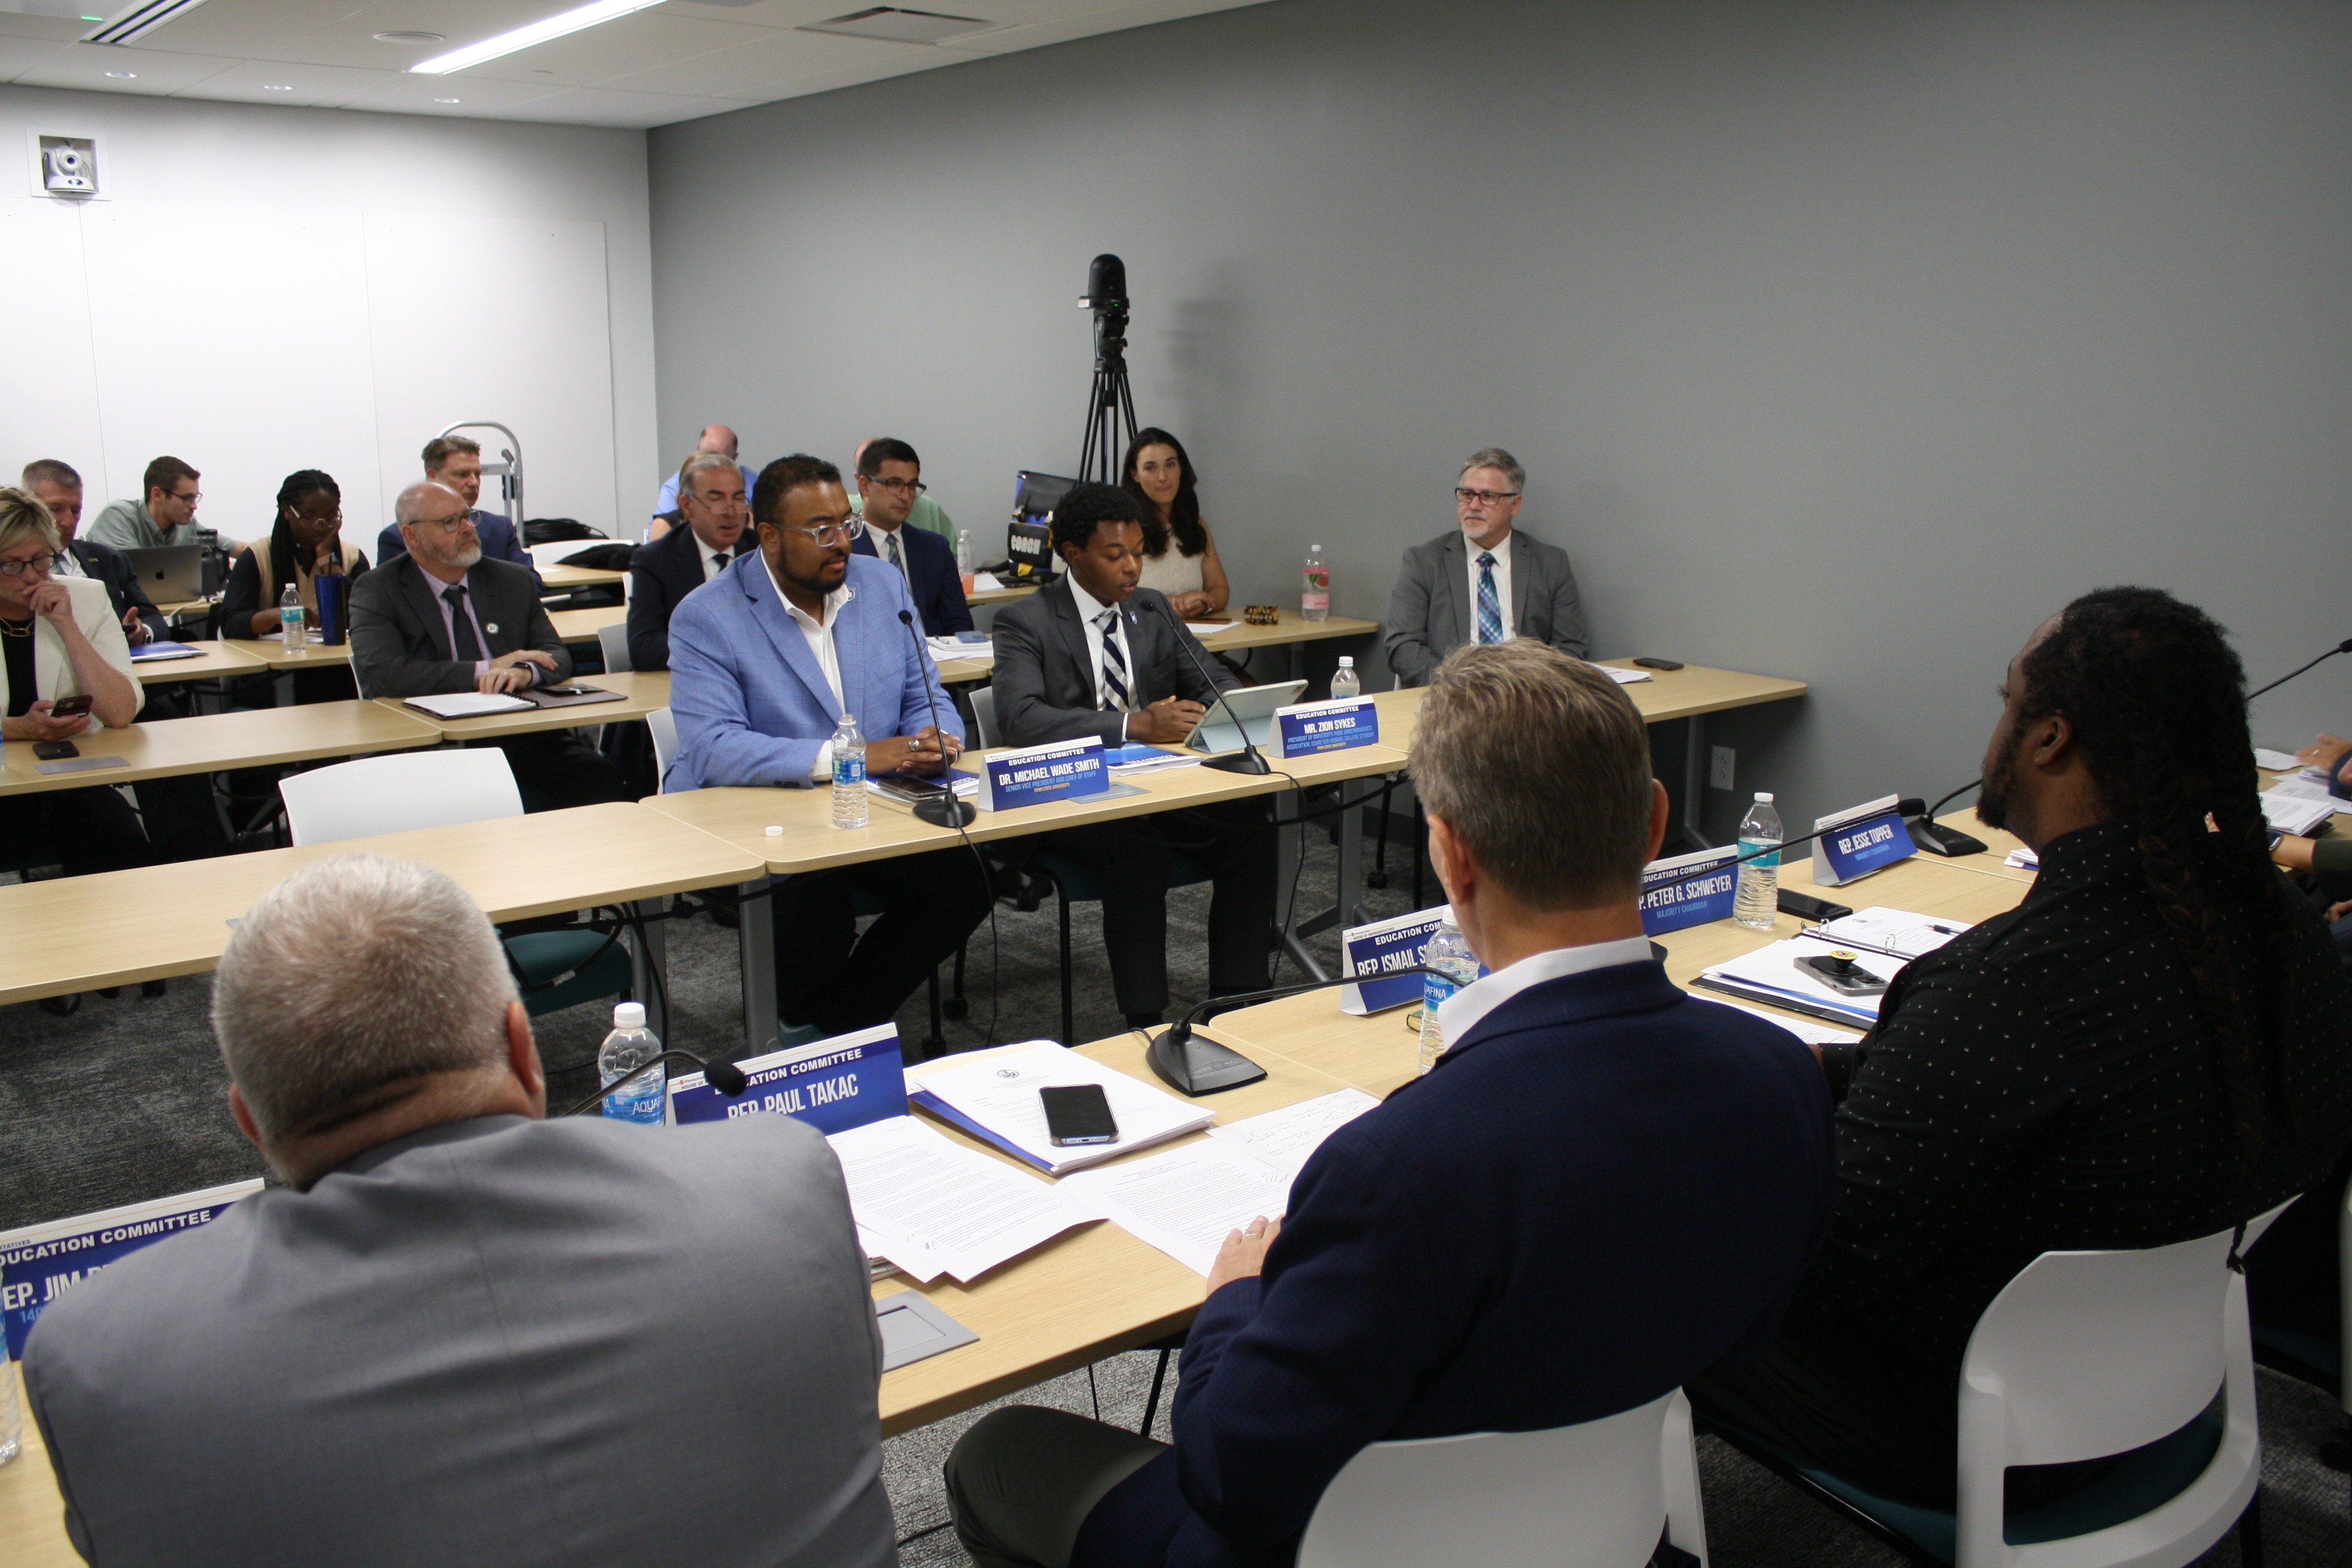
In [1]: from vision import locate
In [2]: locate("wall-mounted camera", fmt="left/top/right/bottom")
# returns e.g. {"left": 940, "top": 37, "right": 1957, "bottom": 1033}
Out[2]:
{"left": 37, "top": 134, "right": 99, "bottom": 197}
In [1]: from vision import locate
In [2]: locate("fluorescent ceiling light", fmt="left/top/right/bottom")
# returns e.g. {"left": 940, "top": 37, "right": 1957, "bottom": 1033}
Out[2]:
{"left": 410, "top": 0, "right": 663, "bottom": 75}
{"left": 81, "top": 0, "right": 212, "bottom": 44}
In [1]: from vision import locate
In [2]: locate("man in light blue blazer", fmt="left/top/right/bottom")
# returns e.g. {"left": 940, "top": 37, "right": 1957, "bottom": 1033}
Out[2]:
{"left": 669, "top": 453, "right": 991, "bottom": 1039}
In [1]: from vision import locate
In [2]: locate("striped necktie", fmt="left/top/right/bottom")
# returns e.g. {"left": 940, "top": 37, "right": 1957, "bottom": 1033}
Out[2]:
{"left": 1096, "top": 607, "right": 1130, "bottom": 711}
{"left": 886, "top": 532, "right": 905, "bottom": 573}
{"left": 1475, "top": 552, "right": 1503, "bottom": 644}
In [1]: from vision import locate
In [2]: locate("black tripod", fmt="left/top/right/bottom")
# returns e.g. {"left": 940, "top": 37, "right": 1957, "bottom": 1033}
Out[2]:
{"left": 1077, "top": 253, "right": 1138, "bottom": 483}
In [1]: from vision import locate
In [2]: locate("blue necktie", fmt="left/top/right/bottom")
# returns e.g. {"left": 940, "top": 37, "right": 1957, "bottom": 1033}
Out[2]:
{"left": 1096, "top": 608, "right": 1130, "bottom": 711}
{"left": 1475, "top": 552, "right": 1503, "bottom": 644}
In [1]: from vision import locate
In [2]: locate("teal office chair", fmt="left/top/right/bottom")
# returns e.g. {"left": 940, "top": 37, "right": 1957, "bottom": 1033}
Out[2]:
{"left": 277, "top": 750, "right": 634, "bottom": 1018}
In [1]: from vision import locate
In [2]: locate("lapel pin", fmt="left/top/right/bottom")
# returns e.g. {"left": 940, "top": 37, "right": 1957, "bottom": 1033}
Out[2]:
{"left": 485, "top": 621, "right": 500, "bottom": 635}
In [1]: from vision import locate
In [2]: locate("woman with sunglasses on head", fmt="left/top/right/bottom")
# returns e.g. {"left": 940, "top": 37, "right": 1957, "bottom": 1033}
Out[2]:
{"left": 0, "top": 486, "right": 155, "bottom": 878}
{"left": 1120, "top": 428, "right": 1229, "bottom": 622}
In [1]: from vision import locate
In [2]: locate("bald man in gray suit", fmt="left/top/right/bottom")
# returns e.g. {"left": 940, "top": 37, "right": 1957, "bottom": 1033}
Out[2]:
{"left": 1383, "top": 446, "right": 1589, "bottom": 687}
{"left": 22, "top": 855, "right": 893, "bottom": 1568}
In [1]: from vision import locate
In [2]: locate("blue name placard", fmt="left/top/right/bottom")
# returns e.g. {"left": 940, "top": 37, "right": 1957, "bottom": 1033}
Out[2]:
{"left": 1, "top": 1179, "right": 262, "bottom": 1359}
{"left": 668, "top": 1023, "right": 905, "bottom": 1136}
{"left": 1276, "top": 697, "right": 1380, "bottom": 759}
{"left": 1339, "top": 904, "right": 1490, "bottom": 1014}
{"left": 973, "top": 737, "right": 1108, "bottom": 812}
{"left": 1639, "top": 846, "right": 1741, "bottom": 935}
{"left": 1811, "top": 795, "right": 1916, "bottom": 886}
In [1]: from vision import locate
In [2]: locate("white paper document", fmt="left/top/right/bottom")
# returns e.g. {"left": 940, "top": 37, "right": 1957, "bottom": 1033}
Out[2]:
{"left": 2254, "top": 748, "right": 2305, "bottom": 773}
{"left": 1058, "top": 1140, "right": 1295, "bottom": 1276}
{"left": 402, "top": 691, "right": 535, "bottom": 717}
{"left": 1691, "top": 996, "right": 1866, "bottom": 1047}
{"left": 2261, "top": 788, "right": 2336, "bottom": 837}
{"left": 1699, "top": 939, "right": 1902, "bottom": 1027}
{"left": 1598, "top": 665, "right": 1651, "bottom": 684}
{"left": 1184, "top": 621, "right": 1242, "bottom": 638}
{"left": 909, "top": 1040, "right": 1212, "bottom": 1174}
{"left": 2005, "top": 847, "right": 2039, "bottom": 869}
{"left": 1803, "top": 907, "right": 1971, "bottom": 961}
{"left": 971, "top": 570, "right": 1004, "bottom": 592}
{"left": 1207, "top": 1089, "right": 1381, "bottom": 1178}
{"left": 825, "top": 1116, "right": 1087, "bottom": 1284}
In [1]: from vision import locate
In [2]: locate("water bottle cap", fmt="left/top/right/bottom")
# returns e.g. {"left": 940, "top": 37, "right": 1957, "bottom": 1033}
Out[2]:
{"left": 1337, "top": 656, "right": 1354, "bottom": 667}
{"left": 1309, "top": 543, "right": 1323, "bottom": 550}
{"left": 764, "top": 824, "right": 783, "bottom": 837}
{"left": 613, "top": 1002, "right": 647, "bottom": 1030}
{"left": 1755, "top": 792, "right": 1774, "bottom": 803}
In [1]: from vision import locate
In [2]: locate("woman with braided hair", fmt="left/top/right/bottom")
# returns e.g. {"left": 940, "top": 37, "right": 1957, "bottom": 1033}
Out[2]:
{"left": 1694, "top": 585, "right": 2352, "bottom": 1512}
{"left": 219, "top": 469, "right": 368, "bottom": 640}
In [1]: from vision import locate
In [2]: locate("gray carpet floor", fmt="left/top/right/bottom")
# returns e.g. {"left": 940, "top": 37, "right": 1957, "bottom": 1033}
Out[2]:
{"left": 4, "top": 807, "right": 2347, "bottom": 1565}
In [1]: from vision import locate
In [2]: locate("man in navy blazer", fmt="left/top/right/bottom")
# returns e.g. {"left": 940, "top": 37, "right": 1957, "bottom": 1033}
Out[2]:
{"left": 946, "top": 644, "right": 1837, "bottom": 1568}
{"left": 849, "top": 437, "right": 973, "bottom": 638}
{"left": 627, "top": 452, "right": 752, "bottom": 670}
{"left": 374, "top": 434, "right": 538, "bottom": 584}
{"left": 668, "top": 454, "right": 991, "bottom": 1039}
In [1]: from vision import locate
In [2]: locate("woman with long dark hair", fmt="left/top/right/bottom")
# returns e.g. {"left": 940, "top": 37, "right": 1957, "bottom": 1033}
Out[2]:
{"left": 1120, "top": 428, "right": 1229, "bottom": 621}
{"left": 220, "top": 469, "right": 368, "bottom": 639}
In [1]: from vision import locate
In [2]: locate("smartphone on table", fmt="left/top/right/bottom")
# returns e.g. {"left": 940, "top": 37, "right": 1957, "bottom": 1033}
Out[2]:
{"left": 1040, "top": 1084, "right": 1119, "bottom": 1146}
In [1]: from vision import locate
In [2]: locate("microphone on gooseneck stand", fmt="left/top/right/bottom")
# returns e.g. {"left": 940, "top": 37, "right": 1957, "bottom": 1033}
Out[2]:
{"left": 560, "top": 1050, "right": 750, "bottom": 1117}
{"left": 896, "top": 609, "right": 979, "bottom": 828}
{"left": 1903, "top": 786, "right": 1987, "bottom": 858}
{"left": 1147, "top": 595, "right": 1271, "bottom": 776}
{"left": 2247, "top": 637, "right": 2352, "bottom": 701}
{"left": 1146, "top": 967, "right": 1458, "bottom": 1096}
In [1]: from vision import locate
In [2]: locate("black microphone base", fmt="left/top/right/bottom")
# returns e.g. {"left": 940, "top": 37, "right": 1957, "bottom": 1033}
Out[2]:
{"left": 1146, "top": 1027, "right": 1269, "bottom": 1096}
{"left": 1908, "top": 818, "right": 1988, "bottom": 858}
{"left": 1203, "top": 749, "right": 1272, "bottom": 776}
{"left": 915, "top": 795, "right": 978, "bottom": 828}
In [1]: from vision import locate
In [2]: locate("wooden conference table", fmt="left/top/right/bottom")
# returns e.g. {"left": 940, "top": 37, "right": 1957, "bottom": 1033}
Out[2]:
{"left": 932, "top": 609, "right": 1382, "bottom": 685}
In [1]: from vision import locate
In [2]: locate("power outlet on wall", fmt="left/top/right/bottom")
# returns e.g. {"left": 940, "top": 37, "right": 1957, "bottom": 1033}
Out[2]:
{"left": 1710, "top": 746, "right": 1736, "bottom": 791}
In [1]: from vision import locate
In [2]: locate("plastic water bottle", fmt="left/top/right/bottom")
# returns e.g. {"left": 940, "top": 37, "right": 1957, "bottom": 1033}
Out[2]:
{"left": 597, "top": 1002, "right": 664, "bottom": 1126}
{"left": 0, "top": 1355, "right": 21, "bottom": 1468}
{"left": 1328, "top": 656, "right": 1359, "bottom": 702}
{"left": 1414, "top": 916, "right": 1478, "bottom": 1074}
{"left": 955, "top": 528, "right": 975, "bottom": 595}
{"left": 1734, "top": 792, "right": 1783, "bottom": 929}
{"left": 831, "top": 710, "right": 868, "bottom": 829}
{"left": 1301, "top": 543, "right": 1330, "bottom": 622}
{"left": 277, "top": 582, "right": 305, "bottom": 645}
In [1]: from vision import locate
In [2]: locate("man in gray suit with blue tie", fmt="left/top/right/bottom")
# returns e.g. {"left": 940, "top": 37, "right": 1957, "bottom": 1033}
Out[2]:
{"left": 1382, "top": 446, "right": 1590, "bottom": 687}
{"left": 22, "top": 854, "right": 897, "bottom": 1568}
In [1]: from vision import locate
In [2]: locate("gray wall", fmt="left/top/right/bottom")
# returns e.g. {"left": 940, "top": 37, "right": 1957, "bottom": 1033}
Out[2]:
{"left": 648, "top": 0, "right": 2352, "bottom": 843}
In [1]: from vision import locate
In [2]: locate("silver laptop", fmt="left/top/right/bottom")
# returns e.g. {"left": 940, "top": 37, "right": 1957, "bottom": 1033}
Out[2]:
{"left": 1183, "top": 679, "right": 1309, "bottom": 756}
{"left": 121, "top": 544, "right": 204, "bottom": 603}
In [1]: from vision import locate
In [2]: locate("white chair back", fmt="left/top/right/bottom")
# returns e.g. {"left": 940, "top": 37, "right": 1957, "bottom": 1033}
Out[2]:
{"left": 1297, "top": 1388, "right": 1703, "bottom": 1568}
{"left": 279, "top": 750, "right": 524, "bottom": 846}
{"left": 1952, "top": 1201, "right": 2292, "bottom": 1568}
{"left": 647, "top": 707, "right": 678, "bottom": 791}
{"left": 596, "top": 619, "right": 632, "bottom": 673}
{"left": 968, "top": 685, "right": 1001, "bottom": 748}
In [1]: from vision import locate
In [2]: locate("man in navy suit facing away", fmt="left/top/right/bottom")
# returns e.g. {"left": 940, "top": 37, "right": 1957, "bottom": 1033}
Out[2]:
{"left": 946, "top": 642, "right": 1838, "bottom": 1568}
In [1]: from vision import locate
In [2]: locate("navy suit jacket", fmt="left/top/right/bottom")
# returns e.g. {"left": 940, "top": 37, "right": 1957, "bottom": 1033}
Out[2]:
{"left": 375, "top": 511, "right": 538, "bottom": 584}
{"left": 852, "top": 523, "right": 973, "bottom": 638}
{"left": 626, "top": 522, "right": 749, "bottom": 671}
{"left": 1074, "top": 961, "right": 1838, "bottom": 1568}
{"left": 66, "top": 538, "right": 162, "bottom": 638}
{"left": 666, "top": 552, "right": 961, "bottom": 791}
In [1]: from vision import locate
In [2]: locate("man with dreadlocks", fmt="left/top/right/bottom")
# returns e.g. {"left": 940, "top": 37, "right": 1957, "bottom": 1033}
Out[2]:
{"left": 1693, "top": 585, "right": 2352, "bottom": 1510}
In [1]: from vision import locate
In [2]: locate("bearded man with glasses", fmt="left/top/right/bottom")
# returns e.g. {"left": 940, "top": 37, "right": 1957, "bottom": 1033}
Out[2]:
{"left": 1382, "top": 446, "right": 1589, "bottom": 688}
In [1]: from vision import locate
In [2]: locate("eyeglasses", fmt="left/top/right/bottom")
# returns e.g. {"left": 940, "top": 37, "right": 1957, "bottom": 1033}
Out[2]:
{"left": 166, "top": 491, "right": 201, "bottom": 506}
{"left": 865, "top": 477, "right": 927, "bottom": 496}
{"left": 1454, "top": 487, "right": 1520, "bottom": 507}
{"left": 0, "top": 552, "right": 65, "bottom": 578}
{"left": 776, "top": 518, "right": 866, "bottom": 547}
{"left": 411, "top": 514, "right": 476, "bottom": 534}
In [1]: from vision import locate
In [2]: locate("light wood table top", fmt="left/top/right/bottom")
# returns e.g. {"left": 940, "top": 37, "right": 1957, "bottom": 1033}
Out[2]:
{"left": 234, "top": 632, "right": 352, "bottom": 671}
{"left": 0, "top": 1362, "right": 63, "bottom": 1567}
{"left": 966, "top": 581, "right": 1039, "bottom": 606}
{"left": 539, "top": 562, "right": 626, "bottom": 588}
{"left": 1, "top": 701, "right": 440, "bottom": 797}
{"left": 548, "top": 605, "right": 626, "bottom": 645}
{"left": 373, "top": 671, "right": 670, "bottom": 740}
{"left": 130, "top": 640, "right": 269, "bottom": 685}
{"left": 933, "top": 609, "right": 1383, "bottom": 684}
{"left": 0, "top": 801, "right": 761, "bottom": 1006}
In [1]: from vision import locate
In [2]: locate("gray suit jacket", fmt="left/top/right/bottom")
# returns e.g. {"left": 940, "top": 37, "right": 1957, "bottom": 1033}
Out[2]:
{"left": 991, "top": 577, "right": 1236, "bottom": 746}
{"left": 1382, "top": 528, "right": 1589, "bottom": 687}
{"left": 24, "top": 1113, "right": 895, "bottom": 1568}
{"left": 350, "top": 553, "right": 570, "bottom": 698}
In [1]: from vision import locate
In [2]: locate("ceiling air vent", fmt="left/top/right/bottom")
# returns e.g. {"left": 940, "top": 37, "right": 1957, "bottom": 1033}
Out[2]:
{"left": 82, "top": 0, "right": 213, "bottom": 45}
{"left": 797, "top": 7, "right": 991, "bottom": 45}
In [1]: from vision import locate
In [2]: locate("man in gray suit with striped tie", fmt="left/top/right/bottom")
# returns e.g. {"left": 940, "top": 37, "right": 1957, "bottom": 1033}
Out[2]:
{"left": 1382, "top": 446, "right": 1590, "bottom": 687}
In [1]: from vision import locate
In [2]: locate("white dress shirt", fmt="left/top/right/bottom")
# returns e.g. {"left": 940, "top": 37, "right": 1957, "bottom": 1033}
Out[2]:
{"left": 1436, "top": 933, "right": 1655, "bottom": 1054}
{"left": 697, "top": 534, "right": 743, "bottom": 584}
{"left": 761, "top": 551, "right": 855, "bottom": 782}
{"left": 869, "top": 523, "right": 910, "bottom": 575}
{"left": 1065, "top": 573, "right": 1138, "bottom": 733}
{"left": 1465, "top": 529, "right": 1515, "bottom": 641}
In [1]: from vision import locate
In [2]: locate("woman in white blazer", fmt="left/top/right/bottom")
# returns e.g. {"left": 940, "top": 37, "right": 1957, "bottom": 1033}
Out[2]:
{"left": 0, "top": 486, "right": 154, "bottom": 877}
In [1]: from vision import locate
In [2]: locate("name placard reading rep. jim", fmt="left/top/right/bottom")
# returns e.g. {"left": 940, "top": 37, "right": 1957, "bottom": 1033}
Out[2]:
{"left": 1275, "top": 696, "right": 1380, "bottom": 760}
{"left": 668, "top": 1023, "right": 906, "bottom": 1137}
{"left": 1811, "top": 794, "right": 1917, "bottom": 886}
{"left": 972, "top": 736, "right": 1109, "bottom": 813}
{"left": 1, "top": 1179, "right": 264, "bottom": 1359}
{"left": 1639, "top": 845, "right": 1741, "bottom": 936}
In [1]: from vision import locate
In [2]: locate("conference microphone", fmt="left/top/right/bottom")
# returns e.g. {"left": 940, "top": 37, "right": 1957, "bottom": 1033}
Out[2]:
{"left": 1146, "top": 967, "right": 1457, "bottom": 1096}
{"left": 561, "top": 1050, "right": 750, "bottom": 1118}
{"left": 2247, "top": 636, "right": 2352, "bottom": 701}
{"left": 1899, "top": 792, "right": 1988, "bottom": 858}
{"left": 1148, "top": 594, "right": 1272, "bottom": 776}
{"left": 896, "top": 609, "right": 979, "bottom": 828}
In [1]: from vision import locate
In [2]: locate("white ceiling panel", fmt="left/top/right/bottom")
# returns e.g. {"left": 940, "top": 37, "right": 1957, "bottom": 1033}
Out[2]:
{"left": 0, "top": 0, "right": 1275, "bottom": 127}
